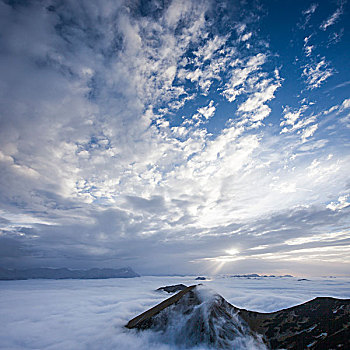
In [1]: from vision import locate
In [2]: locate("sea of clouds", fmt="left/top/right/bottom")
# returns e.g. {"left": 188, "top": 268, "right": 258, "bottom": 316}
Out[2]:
{"left": 1, "top": 276, "right": 349, "bottom": 350}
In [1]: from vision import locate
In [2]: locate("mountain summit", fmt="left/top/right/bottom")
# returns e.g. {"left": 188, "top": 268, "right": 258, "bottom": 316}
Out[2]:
{"left": 127, "top": 285, "right": 266, "bottom": 349}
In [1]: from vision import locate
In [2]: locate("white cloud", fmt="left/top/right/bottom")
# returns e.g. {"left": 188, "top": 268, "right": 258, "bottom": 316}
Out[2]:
{"left": 197, "top": 100, "right": 216, "bottom": 119}
{"left": 327, "top": 29, "right": 344, "bottom": 46}
{"left": 320, "top": 4, "right": 344, "bottom": 31}
{"left": 222, "top": 53, "right": 267, "bottom": 102}
{"left": 317, "top": 98, "right": 350, "bottom": 127}
{"left": 302, "top": 58, "right": 334, "bottom": 90}
{"left": 270, "top": 182, "right": 297, "bottom": 194}
{"left": 340, "top": 98, "right": 350, "bottom": 110}
{"left": 301, "top": 124, "right": 318, "bottom": 143}
{"left": 280, "top": 105, "right": 308, "bottom": 128}
{"left": 188, "top": 100, "right": 216, "bottom": 126}
{"left": 327, "top": 195, "right": 350, "bottom": 211}
{"left": 194, "top": 35, "right": 227, "bottom": 62}
{"left": 238, "top": 79, "right": 280, "bottom": 113}
{"left": 304, "top": 45, "right": 314, "bottom": 57}
{"left": 298, "top": 139, "right": 328, "bottom": 151}
{"left": 240, "top": 32, "right": 252, "bottom": 42}
{"left": 235, "top": 23, "right": 247, "bottom": 35}
{"left": 177, "top": 35, "right": 233, "bottom": 95}
{"left": 222, "top": 54, "right": 281, "bottom": 128}
{"left": 285, "top": 229, "right": 350, "bottom": 245}
{"left": 299, "top": 3, "right": 318, "bottom": 29}
{"left": 303, "top": 3, "right": 318, "bottom": 16}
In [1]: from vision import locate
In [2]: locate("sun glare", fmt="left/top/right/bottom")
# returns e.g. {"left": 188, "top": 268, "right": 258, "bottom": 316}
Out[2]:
{"left": 225, "top": 248, "right": 240, "bottom": 255}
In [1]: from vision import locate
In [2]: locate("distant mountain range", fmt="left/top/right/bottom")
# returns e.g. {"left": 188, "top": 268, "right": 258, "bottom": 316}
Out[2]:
{"left": 228, "top": 273, "right": 293, "bottom": 278}
{"left": 0, "top": 267, "right": 140, "bottom": 280}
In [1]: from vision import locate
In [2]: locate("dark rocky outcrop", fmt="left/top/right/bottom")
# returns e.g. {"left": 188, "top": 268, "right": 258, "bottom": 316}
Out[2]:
{"left": 195, "top": 276, "right": 206, "bottom": 280}
{"left": 238, "top": 296, "right": 350, "bottom": 349}
{"left": 157, "top": 284, "right": 188, "bottom": 293}
{"left": 0, "top": 267, "right": 140, "bottom": 280}
{"left": 126, "top": 285, "right": 350, "bottom": 349}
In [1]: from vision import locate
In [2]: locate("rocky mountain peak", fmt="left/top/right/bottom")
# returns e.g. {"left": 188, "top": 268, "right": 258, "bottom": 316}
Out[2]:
{"left": 126, "top": 284, "right": 350, "bottom": 349}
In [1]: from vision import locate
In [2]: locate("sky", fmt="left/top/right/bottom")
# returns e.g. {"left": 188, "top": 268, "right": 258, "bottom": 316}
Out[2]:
{"left": 0, "top": 0, "right": 350, "bottom": 276}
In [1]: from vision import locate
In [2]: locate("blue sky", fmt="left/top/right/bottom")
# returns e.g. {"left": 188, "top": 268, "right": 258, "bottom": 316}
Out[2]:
{"left": 0, "top": 0, "right": 350, "bottom": 276}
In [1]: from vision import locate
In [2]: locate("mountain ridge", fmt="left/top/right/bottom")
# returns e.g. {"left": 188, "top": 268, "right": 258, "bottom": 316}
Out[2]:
{"left": 0, "top": 267, "right": 140, "bottom": 280}
{"left": 126, "top": 284, "right": 350, "bottom": 349}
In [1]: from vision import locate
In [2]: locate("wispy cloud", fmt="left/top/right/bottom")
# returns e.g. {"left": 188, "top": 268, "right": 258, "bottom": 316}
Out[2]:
{"left": 222, "top": 53, "right": 266, "bottom": 102}
{"left": 301, "top": 123, "right": 318, "bottom": 142}
{"left": 303, "top": 3, "right": 318, "bottom": 15}
{"left": 320, "top": 2, "right": 345, "bottom": 31}
{"left": 327, "top": 80, "right": 350, "bottom": 91}
{"left": 302, "top": 58, "right": 334, "bottom": 89}
{"left": 177, "top": 35, "right": 231, "bottom": 95}
{"left": 280, "top": 103, "right": 320, "bottom": 143}
{"left": 299, "top": 3, "right": 318, "bottom": 28}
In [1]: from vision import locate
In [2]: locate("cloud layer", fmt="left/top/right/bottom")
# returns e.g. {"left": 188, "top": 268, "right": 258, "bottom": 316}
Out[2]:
{"left": 0, "top": 0, "right": 350, "bottom": 275}
{"left": 1, "top": 276, "right": 350, "bottom": 350}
